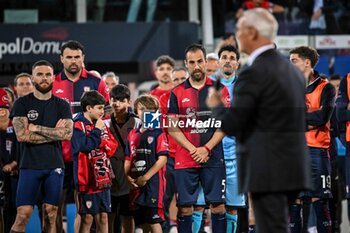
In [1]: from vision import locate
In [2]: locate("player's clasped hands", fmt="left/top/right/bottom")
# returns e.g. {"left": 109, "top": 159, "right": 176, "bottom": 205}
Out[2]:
{"left": 191, "top": 147, "right": 210, "bottom": 164}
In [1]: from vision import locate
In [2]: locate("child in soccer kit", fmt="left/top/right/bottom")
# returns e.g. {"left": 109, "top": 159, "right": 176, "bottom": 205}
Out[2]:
{"left": 72, "top": 90, "right": 118, "bottom": 233}
{"left": 125, "top": 94, "right": 169, "bottom": 233}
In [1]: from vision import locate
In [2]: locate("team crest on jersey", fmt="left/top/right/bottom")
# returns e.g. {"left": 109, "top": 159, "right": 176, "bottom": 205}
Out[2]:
{"left": 83, "top": 86, "right": 91, "bottom": 92}
{"left": 147, "top": 136, "right": 154, "bottom": 144}
{"left": 86, "top": 201, "right": 92, "bottom": 209}
{"left": 27, "top": 110, "right": 39, "bottom": 121}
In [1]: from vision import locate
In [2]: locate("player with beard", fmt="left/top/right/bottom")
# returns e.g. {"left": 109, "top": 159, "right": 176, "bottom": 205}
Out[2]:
{"left": 10, "top": 60, "right": 73, "bottom": 233}
{"left": 149, "top": 55, "right": 175, "bottom": 100}
{"left": 149, "top": 55, "right": 175, "bottom": 232}
{"left": 213, "top": 45, "right": 247, "bottom": 233}
{"left": 168, "top": 44, "right": 230, "bottom": 233}
{"left": 53, "top": 40, "right": 109, "bottom": 233}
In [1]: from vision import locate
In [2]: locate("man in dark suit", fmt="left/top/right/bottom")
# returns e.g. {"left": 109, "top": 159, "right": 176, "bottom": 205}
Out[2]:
{"left": 207, "top": 8, "right": 312, "bottom": 233}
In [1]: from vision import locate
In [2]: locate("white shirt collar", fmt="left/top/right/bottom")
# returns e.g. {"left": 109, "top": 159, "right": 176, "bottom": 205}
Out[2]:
{"left": 246, "top": 44, "right": 275, "bottom": 66}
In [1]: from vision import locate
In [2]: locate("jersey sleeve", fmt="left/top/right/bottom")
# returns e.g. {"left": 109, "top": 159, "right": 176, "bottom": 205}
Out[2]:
{"left": 221, "top": 85, "right": 231, "bottom": 108}
{"left": 10, "top": 97, "right": 26, "bottom": 119}
{"left": 99, "top": 125, "right": 118, "bottom": 158}
{"left": 98, "top": 79, "right": 110, "bottom": 103}
{"left": 124, "top": 130, "right": 135, "bottom": 161}
{"left": 59, "top": 99, "right": 73, "bottom": 120}
{"left": 156, "top": 132, "right": 169, "bottom": 156}
{"left": 336, "top": 77, "right": 350, "bottom": 122}
{"left": 71, "top": 121, "right": 102, "bottom": 155}
{"left": 167, "top": 91, "right": 179, "bottom": 115}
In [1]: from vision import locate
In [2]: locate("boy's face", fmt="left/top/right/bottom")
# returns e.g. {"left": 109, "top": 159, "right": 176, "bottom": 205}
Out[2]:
{"left": 110, "top": 98, "right": 130, "bottom": 114}
{"left": 87, "top": 104, "right": 105, "bottom": 120}
{"left": 135, "top": 103, "right": 149, "bottom": 122}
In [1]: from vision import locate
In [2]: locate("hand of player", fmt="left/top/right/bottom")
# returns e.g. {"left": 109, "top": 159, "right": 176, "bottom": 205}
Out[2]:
{"left": 95, "top": 117, "right": 105, "bottom": 130}
{"left": 0, "top": 108, "right": 8, "bottom": 117}
{"left": 28, "top": 123, "right": 37, "bottom": 132}
{"left": 127, "top": 176, "right": 139, "bottom": 189}
{"left": 2, "top": 164, "right": 13, "bottom": 173}
{"left": 2, "top": 161, "right": 17, "bottom": 173}
{"left": 192, "top": 147, "right": 210, "bottom": 164}
{"left": 206, "top": 87, "right": 223, "bottom": 109}
{"left": 135, "top": 176, "right": 148, "bottom": 187}
{"left": 347, "top": 102, "right": 350, "bottom": 110}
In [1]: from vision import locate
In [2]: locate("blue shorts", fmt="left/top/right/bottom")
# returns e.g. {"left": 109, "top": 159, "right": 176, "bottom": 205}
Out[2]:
{"left": 225, "top": 160, "right": 246, "bottom": 207}
{"left": 16, "top": 168, "right": 64, "bottom": 207}
{"left": 175, "top": 167, "right": 226, "bottom": 206}
{"left": 78, "top": 189, "right": 111, "bottom": 215}
{"left": 134, "top": 206, "right": 165, "bottom": 226}
{"left": 300, "top": 147, "right": 332, "bottom": 198}
{"left": 196, "top": 160, "right": 246, "bottom": 207}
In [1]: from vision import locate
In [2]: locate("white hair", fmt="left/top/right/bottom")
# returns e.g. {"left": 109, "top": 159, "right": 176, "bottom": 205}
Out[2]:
{"left": 206, "top": 52, "right": 219, "bottom": 61}
{"left": 102, "top": 71, "right": 119, "bottom": 81}
{"left": 243, "top": 8, "right": 278, "bottom": 40}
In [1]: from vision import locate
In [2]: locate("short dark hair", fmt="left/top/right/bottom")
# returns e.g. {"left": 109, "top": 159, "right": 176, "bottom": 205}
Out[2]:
{"left": 329, "top": 74, "right": 342, "bottom": 81}
{"left": 184, "top": 44, "right": 207, "bottom": 60}
{"left": 60, "top": 40, "right": 85, "bottom": 55}
{"left": 14, "top": 72, "right": 32, "bottom": 86}
{"left": 222, "top": 32, "right": 235, "bottom": 40}
{"left": 156, "top": 55, "right": 175, "bottom": 68}
{"left": 289, "top": 46, "right": 320, "bottom": 68}
{"left": 110, "top": 84, "right": 131, "bottom": 101}
{"left": 32, "top": 60, "right": 54, "bottom": 71}
{"left": 80, "top": 90, "right": 106, "bottom": 112}
{"left": 218, "top": 45, "right": 240, "bottom": 60}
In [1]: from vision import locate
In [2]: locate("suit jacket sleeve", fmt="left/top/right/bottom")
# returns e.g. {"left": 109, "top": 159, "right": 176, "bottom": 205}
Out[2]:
{"left": 212, "top": 67, "right": 259, "bottom": 140}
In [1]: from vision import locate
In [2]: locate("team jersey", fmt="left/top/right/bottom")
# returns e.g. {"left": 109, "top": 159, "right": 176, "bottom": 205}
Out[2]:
{"left": 72, "top": 112, "right": 118, "bottom": 194}
{"left": 125, "top": 128, "right": 168, "bottom": 208}
{"left": 210, "top": 73, "right": 237, "bottom": 160}
{"left": 10, "top": 93, "right": 72, "bottom": 169}
{"left": 53, "top": 68, "right": 109, "bottom": 162}
{"left": 0, "top": 88, "right": 12, "bottom": 165}
{"left": 168, "top": 77, "right": 230, "bottom": 169}
{"left": 336, "top": 73, "right": 350, "bottom": 142}
{"left": 149, "top": 87, "right": 170, "bottom": 100}
{"left": 0, "top": 121, "right": 17, "bottom": 166}
{"left": 158, "top": 91, "right": 177, "bottom": 158}
{"left": 306, "top": 76, "right": 335, "bottom": 148}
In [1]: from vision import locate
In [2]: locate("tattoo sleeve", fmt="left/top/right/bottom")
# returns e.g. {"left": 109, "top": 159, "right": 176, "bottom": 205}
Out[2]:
{"left": 34, "top": 119, "right": 73, "bottom": 141}
{"left": 12, "top": 117, "right": 52, "bottom": 144}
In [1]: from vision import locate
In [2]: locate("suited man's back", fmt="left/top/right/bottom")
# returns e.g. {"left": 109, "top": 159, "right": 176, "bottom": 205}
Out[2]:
{"left": 232, "top": 49, "right": 311, "bottom": 193}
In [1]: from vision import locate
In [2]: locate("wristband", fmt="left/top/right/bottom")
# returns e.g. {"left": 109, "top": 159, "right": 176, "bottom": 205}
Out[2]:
{"left": 204, "top": 145, "right": 212, "bottom": 155}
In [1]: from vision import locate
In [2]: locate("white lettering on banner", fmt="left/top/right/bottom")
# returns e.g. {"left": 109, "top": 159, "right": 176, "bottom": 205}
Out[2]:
{"left": 275, "top": 36, "right": 308, "bottom": 49}
{"left": 315, "top": 35, "right": 350, "bottom": 49}
{"left": 0, "top": 37, "right": 64, "bottom": 59}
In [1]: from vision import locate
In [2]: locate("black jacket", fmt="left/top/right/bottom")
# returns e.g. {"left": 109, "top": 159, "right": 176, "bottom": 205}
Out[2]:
{"left": 212, "top": 48, "right": 312, "bottom": 193}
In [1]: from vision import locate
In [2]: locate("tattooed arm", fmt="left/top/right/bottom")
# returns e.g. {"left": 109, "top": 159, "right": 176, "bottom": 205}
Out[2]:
{"left": 29, "top": 119, "right": 73, "bottom": 141}
{"left": 13, "top": 117, "right": 53, "bottom": 144}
